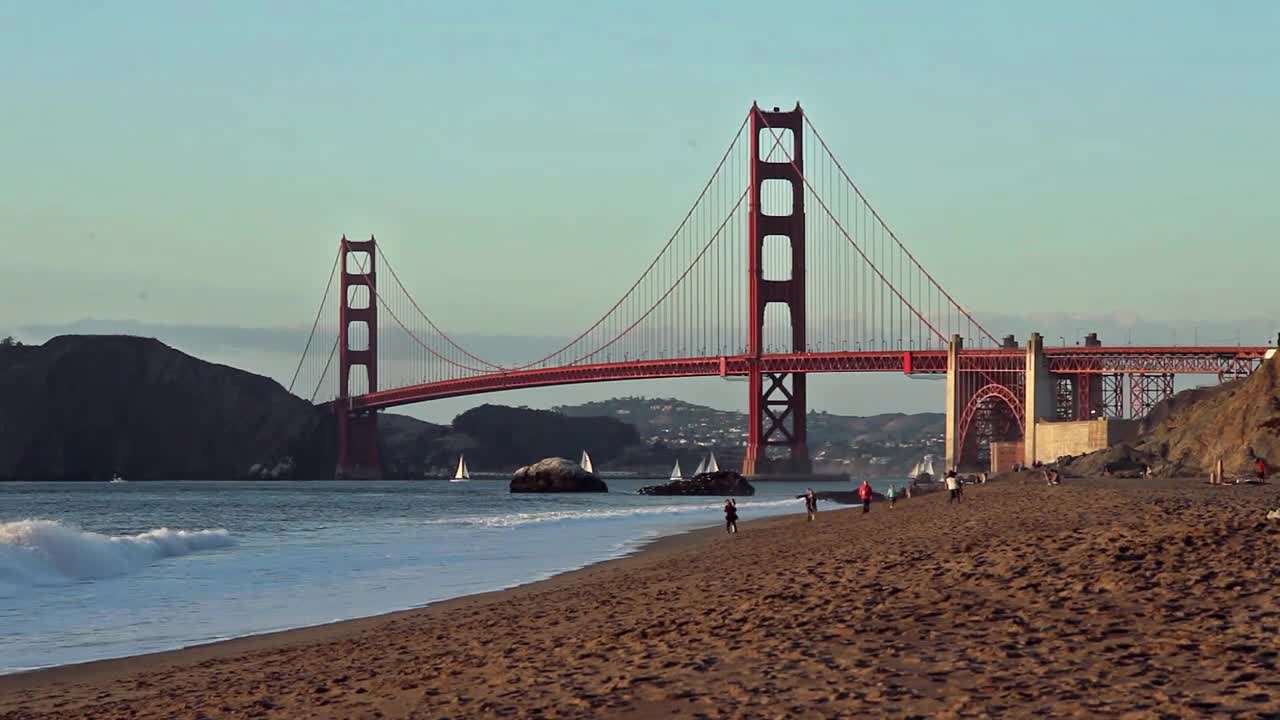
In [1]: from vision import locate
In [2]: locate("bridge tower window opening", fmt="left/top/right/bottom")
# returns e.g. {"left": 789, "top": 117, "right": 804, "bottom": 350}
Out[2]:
{"left": 762, "top": 235, "right": 793, "bottom": 281}
{"left": 759, "top": 178, "right": 794, "bottom": 217}
{"left": 346, "top": 285, "right": 370, "bottom": 310}
{"left": 345, "top": 320, "right": 369, "bottom": 352}
{"left": 763, "top": 302, "right": 794, "bottom": 354}
{"left": 759, "top": 127, "right": 794, "bottom": 161}
{"left": 346, "top": 364, "right": 371, "bottom": 397}
{"left": 344, "top": 250, "right": 372, "bottom": 275}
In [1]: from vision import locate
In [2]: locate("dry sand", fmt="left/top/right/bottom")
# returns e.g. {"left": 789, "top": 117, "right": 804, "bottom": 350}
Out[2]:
{"left": 3, "top": 477, "right": 1279, "bottom": 719}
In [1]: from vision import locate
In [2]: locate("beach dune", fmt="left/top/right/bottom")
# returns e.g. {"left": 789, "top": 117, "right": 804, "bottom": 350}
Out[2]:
{"left": 2, "top": 477, "right": 1278, "bottom": 718}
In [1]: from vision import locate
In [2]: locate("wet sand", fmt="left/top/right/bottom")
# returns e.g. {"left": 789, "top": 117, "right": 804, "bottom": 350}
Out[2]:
{"left": 3, "top": 477, "right": 1279, "bottom": 718}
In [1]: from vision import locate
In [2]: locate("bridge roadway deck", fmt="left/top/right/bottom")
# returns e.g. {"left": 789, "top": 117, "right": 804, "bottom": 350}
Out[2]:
{"left": 333, "top": 346, "right": 1270, "bottom": 412}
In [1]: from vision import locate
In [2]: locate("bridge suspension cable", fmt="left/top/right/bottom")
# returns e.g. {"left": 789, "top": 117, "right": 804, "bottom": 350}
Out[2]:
{"left": 802, "top": 114, "right": 997, "bottom": 346}
{"left": 288, "top": 245, "right": 340, "bottom": 396}
{"left": 757, "top": 110, "right": 997, "bottom": 352}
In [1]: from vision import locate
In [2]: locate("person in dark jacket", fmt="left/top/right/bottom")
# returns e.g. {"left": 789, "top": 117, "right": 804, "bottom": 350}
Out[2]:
{"left": 724, "top": 498, "right": 738, "bottom": 533}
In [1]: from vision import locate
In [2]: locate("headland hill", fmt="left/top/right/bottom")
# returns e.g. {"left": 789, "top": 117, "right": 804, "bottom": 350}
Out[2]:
{"left": 0, "top": 335, "right": 941, "bottom": 481}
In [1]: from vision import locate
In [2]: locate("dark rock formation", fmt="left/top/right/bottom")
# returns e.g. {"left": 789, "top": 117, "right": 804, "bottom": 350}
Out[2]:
{"left": 0, "top": 335, "right": 334, "bottom": 480}
{"left": 638, "top": 470, "right": 754, "bottom": 496}
{"left": 510, "top": 457, "right": 607, "bottom": 493}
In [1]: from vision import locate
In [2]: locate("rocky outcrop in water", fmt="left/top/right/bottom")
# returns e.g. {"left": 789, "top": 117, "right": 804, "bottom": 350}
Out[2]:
{"left": 0, "top": 335, "right": 334, "bottom": 480}
{"left": 638, "top": 470, "right": 754, "bottom": 496}
{"left": 510, "top": 457, "right": 607, "bottom": 493}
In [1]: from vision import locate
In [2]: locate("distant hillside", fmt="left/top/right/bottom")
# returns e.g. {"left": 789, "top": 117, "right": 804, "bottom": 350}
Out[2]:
{"left": 554, "top": 397, "right": 943, "bottom": 446}
{"left": 376, "top": 405, "right": 641, "bottom": 478}
{"left": 552, "top": 397, "right": 944, "bottom": 477}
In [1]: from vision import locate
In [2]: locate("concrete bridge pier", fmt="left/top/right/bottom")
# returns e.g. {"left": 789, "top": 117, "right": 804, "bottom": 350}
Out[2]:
{"left": 1022, "top": 333, "right": 1055, "bottom": 467}
{"left": 944, "top": 334, "right": 962, "bottom": 472}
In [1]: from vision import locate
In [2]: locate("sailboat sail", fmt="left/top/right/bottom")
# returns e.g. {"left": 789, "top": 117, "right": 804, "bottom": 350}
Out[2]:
{"left": 706, "top": 452, "right": 720, "bottom": 473}
{"left": 580, "top": 451, "right": 594, "bottom": 474}
{"left": 693, "top": 457, "right": 707, "bottom": 476}
{"left": 922, "top": 455, "right": 935, "bottom": 476}
{"left": 670, "top": 460, "right": 683, "bottom": 481}
{"left": 909, "top": 461, "right": 922, "bottom": 478}
{"left": 452, "top": 455, "right": 470, "bottom": 481}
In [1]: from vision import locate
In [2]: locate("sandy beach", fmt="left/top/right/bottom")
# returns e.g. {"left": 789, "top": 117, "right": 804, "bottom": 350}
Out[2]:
{"left": 3, "top": 476, "right": 1279, "bottom": 719}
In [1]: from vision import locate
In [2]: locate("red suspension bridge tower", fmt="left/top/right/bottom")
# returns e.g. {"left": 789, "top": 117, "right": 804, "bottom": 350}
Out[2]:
{"left": 745, "top": 104, "right": 810, "bottom": 476}
{"left": 336, "top": 235, "right": 381, "bottom": 478}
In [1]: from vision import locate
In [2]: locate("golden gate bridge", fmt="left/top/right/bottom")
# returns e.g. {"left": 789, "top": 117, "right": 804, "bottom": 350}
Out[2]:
{"left": 288, "top": 103, "right": 1271, "bottom": 478}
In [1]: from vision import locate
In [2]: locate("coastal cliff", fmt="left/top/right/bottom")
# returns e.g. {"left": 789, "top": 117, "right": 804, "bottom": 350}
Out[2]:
{"left": 1059, "top": 352, "right": 1280, "bottom": 478}
{"left": 0, "top": 335, "right": 333, "bottom": 480}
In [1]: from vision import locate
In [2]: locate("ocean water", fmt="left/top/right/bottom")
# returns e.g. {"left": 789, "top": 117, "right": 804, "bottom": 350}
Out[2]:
{"left": 0, "top": 477, "right": 887, "bottom": 674}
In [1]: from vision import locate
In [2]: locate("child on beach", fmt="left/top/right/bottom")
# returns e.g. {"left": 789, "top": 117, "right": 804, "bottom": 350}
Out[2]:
{"left": 724, "top": 498, "right": 738, "bottom": 533}
{"left": 858, "top": 479, "right": 874, "bottom": 514}
{"left": 945, "top": 470, "right": 961, "bottom": 504}
{"left": 887, "top": 484, "right": 897, "bottom": 508}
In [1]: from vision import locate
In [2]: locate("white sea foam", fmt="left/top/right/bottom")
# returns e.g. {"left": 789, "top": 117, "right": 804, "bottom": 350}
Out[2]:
{"left": 0, "top": 519, "right": 235, "bottom": 584}
{"left": 426, "top": 497, "right": 799, "bottom": 528}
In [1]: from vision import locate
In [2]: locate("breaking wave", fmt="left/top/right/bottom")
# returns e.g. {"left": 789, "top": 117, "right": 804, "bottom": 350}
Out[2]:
{"left": 427, "top": 497, "right": 799, "bottom": 528}
{"left": 0, "top": 519, "right": 235, "bottom": 585}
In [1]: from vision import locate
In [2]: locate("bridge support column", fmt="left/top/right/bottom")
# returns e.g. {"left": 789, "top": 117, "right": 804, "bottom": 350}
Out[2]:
{"left": 743, "top": 102, "right": 810, "bottom": 477}
{"left": 944, "top": 334, "right": 962, "bottom": 472}
{"left": 1129, "top": 373, "right": 1175, "bottom": 419}
{"left": 336, "top": 235, "right": 382, "bottom": 479}
{"left": 1023, "top": 333, "right": 1055, "bottom": 466}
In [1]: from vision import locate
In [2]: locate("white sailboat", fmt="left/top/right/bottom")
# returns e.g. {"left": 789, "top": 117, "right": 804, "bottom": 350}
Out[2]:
{"left": 670, "top": 460, "right": 683, "bottom": 481}
{"left": 908, "top": 454, "right": 935, "bottom": 483}
{"left": 693, "top": 457, "right": 707, "bottom": 476}
{"left": 451, "top": 455, "right": 470, "bottom": 482}
{"left": 109, "top": 474, "right": 127, "bottom": 484}
{"left": 706, "top": 452, "right": 720, "bottom": 473}
{"left": 580, "top": 451, "right": 594, "bottom": 474}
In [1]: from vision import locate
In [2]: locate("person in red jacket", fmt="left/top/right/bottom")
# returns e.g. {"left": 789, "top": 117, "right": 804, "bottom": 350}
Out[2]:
{"left": 858, "top": 479, "right": 874, "bottom": 514}
{"left": 1256, "top": 457, "right": 1268, "bottom": 481}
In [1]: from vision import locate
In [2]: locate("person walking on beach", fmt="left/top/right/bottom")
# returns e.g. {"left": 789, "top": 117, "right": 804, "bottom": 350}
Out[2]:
{"left": 945, "top": 470, "right": 961, "bottom": 504}
{"left": 724, "top": 498, "right": 738, "bottom": 534}
{"left": 887, "top": 484, "right": 897, "bottom": 509}
{"left": 858, "top": 479, "right": 874, "bottom": 514}
{"left": 800, "top": 488, "right": 817, "bottom": 521}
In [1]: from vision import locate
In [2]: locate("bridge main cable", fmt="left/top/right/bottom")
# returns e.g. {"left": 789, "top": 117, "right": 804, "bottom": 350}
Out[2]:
{"left": 287, "top": 244, "right": 340, "bottom": 395}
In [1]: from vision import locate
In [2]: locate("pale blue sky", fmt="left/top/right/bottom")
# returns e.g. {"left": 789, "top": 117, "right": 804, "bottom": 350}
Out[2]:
{"left": 3, "top": 1, "right": 1277, "bottom": 417}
